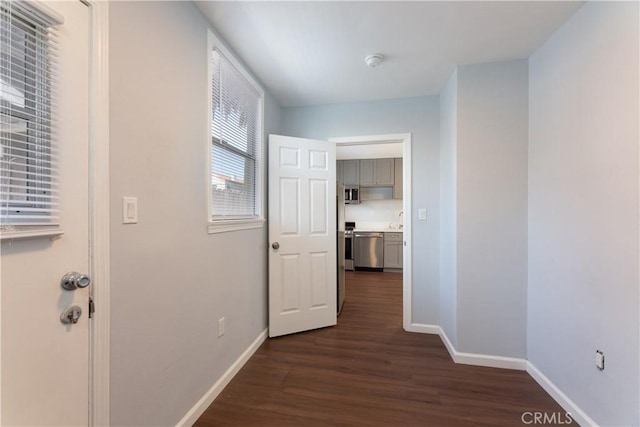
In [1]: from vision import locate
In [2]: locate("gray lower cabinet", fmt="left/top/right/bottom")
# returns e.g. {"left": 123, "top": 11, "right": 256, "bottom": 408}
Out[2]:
{"left": 384, "top": 232, "right": 403, "bottom": 269}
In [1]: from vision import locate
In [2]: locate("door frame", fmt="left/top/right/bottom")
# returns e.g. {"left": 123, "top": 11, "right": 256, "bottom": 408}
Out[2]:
{"left": 328, "top": 133, "right": 413, "bottom": 331}
{"left": 87, "top": 1, "right": 111, "bottom": 426}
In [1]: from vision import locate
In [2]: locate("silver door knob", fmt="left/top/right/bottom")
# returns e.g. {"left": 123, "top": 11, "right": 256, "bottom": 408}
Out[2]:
{"left": 60, "top": 271, "right": 91, "bottom": 291}
{"left": 271, "top": 242, "right": 280, "bottom": 250}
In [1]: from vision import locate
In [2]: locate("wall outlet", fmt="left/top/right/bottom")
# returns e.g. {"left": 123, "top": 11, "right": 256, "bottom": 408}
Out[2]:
{"left": 595, "top": 350, "right": 605, "bottom": 371}
{"left": 218, "top": 317, "right": 225, "bottom": 337}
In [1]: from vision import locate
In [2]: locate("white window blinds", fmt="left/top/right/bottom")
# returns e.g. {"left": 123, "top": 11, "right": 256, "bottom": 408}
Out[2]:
{"left": 0, "top": 1, "right": 58, "bottom": 226}
{"left": 210, "top": 49, "right": 261, "bottom": 220}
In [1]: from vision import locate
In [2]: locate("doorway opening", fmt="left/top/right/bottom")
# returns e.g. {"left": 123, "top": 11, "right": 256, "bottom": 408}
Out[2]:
{"left": 329, "top": 134, "right": 412, "bottom": 330}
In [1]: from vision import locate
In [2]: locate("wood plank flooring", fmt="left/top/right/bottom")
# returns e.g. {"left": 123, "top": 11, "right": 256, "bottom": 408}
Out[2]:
{"left": 195, "top": 271, "right": 574, "bottom": 426}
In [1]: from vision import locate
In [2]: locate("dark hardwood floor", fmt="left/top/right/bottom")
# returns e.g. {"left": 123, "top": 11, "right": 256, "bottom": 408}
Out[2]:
{"left": 195, "top": 271, "right": 574, "bottom": 426}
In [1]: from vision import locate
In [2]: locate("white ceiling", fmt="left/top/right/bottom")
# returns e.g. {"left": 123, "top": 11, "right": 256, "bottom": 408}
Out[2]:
{"left": 195, "top": 1, "right": 583, "bottom": 108}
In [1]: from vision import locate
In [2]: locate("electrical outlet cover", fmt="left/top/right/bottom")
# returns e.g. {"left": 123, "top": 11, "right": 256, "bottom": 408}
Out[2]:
{"left": 218, "top": 317, "right": 225, "bottom": 337}
{"left": 595, "top": 350, "right": 605, "bottom": 371}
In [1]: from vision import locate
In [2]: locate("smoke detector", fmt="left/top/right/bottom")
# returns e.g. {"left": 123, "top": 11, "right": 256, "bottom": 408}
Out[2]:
{"left": 365, "top": 53, "right": 384, "bottom": 68}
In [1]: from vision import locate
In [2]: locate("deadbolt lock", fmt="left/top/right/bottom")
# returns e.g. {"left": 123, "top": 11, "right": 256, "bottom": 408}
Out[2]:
{"left": 60, "top": 306, "right": 82, "bottom": 325}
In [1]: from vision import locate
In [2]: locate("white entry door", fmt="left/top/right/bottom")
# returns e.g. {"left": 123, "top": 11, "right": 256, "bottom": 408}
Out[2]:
{"left": 0, "top": 1, "right": 90, "bottom": 425}
{"left": 268, "top": 135, "right": 337, "bottom": 337}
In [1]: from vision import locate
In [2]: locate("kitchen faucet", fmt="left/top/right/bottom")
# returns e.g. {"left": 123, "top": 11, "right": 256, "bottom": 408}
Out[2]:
{"left": 389, "top": 212, "right": 404, "bottom": 230}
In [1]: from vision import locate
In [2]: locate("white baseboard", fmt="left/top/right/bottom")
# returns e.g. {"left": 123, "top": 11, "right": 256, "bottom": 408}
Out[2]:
{"left": 409, "top": 326, "right": 596, "bottom": 424}
{"left": 437, "top": 325, "right": 457, "bottom": 361}
{"left": 526, "top": 362, "right": 597, "bottom": 427}
{"left": 452, "top": 350, "right": 527, "bottom": 370}
{"left": 405, "top": 322, "right": 440, "bottom": 334}
{"left": 439, "top": 328, "right": 526, "bottom": 370}
{"left": 176, "top": 328, "right": 268, "bottom": 427}
{"left": 408, "top": 324, "right": 527, "bottom": 371}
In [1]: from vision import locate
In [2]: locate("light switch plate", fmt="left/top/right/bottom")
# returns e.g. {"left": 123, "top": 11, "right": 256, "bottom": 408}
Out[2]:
{"left": 122, "top": 197, "right": 138, "bottom": 224}
{"left": 418, "top": 208, "right": 427, "bottom": 221}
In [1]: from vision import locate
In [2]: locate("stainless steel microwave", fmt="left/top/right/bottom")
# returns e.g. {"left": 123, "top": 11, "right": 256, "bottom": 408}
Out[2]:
{"left": 345, "top": 186, "right": 360, "bottom": 204}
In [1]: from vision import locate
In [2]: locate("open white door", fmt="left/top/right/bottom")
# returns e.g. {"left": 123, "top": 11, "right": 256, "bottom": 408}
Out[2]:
{"left": 268, "top": 135, "right": 337, "bottom": 337}
{"left": 0, "top": 1, "right": 90, "bottom": 425}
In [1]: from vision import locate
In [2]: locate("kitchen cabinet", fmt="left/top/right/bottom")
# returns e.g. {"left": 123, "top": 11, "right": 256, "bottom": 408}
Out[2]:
{"left": 376, "top": 158, "right": 395, "bottom": 185}
{"left": 359, "top": 159, "right": 375, "bottom": 186}
{"left": 384, "top": 232, "right": 403, "bottom": 270}
{"left": 337, "top": 160, "right": 343, "bottom": 184}
{"left": 393, "top": 158, "right": 403, "bottom": 199}
{"left": 340, "top": 160, "right": 359, "bottom": 185}
{"left": 359, "top": 158, "right": 394, "bottom": 186}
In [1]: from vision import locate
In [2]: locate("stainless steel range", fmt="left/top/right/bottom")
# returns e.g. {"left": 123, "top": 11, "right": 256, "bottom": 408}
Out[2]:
{"left": 345, "top": 222, "right": 355, "bottom": 271}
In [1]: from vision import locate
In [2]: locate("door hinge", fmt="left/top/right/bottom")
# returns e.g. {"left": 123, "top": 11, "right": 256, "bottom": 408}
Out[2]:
{"left": 89, "top": 297, "right": 95, "bottom": 319}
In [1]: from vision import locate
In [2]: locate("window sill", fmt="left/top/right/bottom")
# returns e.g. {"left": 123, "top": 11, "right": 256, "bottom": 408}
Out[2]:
{"left": 0, "top": 226, "right": 64, "bottom": 241}
{"left": 208, "top": 218, "right": 265, "bottom": 234}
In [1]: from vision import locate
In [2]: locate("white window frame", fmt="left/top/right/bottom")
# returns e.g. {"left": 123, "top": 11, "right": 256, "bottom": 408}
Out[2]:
{"left": 206, "top": 29, "right": 264, "bottom": 234}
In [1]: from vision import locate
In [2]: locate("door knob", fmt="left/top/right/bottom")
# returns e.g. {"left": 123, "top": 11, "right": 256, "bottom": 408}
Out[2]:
{"left": 271, "top": 242, "right": 280, "bottom": 250}
{"left": 60, "top": 271, "right": 91, "bottom": 291}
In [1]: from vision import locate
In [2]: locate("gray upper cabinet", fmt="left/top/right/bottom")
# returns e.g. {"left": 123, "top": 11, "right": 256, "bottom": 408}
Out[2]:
{"left": 359, "top": 159, "right": 376, "bottom": 186}
{"left": 376, "top": 158, "right": 394, "bottom": 185}
{"left": 393, "top": 158, "right": 403, "bottom": 199}
{"left": 341, "top": 160, "right": 359, "bottom": 185}
{"left": 359, "top": 158, "right": 394, "bottom": 186}
{"left": 337, "top": 160, "right": 344, "bottom": 184}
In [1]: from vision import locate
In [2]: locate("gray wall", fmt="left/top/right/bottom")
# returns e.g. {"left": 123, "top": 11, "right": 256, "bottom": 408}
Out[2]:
{"left": 456, "top": 60, "right": 529, "bottom": 357}
{"left": 280, "top": 97, "right": 440, "bottom": 325}
{"left": 109, "top": 2, "right": 280, "bottom": 425}
{"left": 438, "top": 60, "right": 529, "bottom": 358}
{"left": 439, "top": 70, "right": 458, "bottom": 346}
{"left": 528, "top": 2, "right": 639, "bottom": 425}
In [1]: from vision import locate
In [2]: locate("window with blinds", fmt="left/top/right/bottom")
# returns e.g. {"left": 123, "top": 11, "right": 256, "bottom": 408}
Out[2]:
{"left": 210, "top": 48, "right": 262, "bottom": 223}
{"left": 0, "top": 1, "right": 58, "bottom": 227}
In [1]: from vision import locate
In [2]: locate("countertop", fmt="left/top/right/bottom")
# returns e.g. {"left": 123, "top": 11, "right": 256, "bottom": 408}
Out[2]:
{"left": 349, "top": 221, "right": 403, "bottom": 233}
{"left": 353, "top": 228, "right": 403, "bottom": 233}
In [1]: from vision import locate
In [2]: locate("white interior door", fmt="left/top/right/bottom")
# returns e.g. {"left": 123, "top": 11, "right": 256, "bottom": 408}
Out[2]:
{"left": 268, "top": 135, "right": 337, "bottom": 337}
{"left": 1, "top": 1, "right": 90, "bottom": 425}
